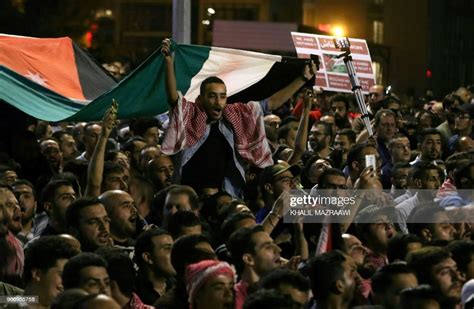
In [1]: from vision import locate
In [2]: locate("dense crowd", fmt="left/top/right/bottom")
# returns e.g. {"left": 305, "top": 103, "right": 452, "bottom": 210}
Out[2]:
{"left": 0, "top": 38, "right": 473, "bottom": 309}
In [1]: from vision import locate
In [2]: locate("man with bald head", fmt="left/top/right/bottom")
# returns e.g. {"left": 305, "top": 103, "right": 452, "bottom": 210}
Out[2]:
{"left": 145, "top": 155, "right": 174, "bottom": 193}
{"left": 264, "top": 114, "right": 281, "bottom": 130}
{"left": 99, "top": 190, "right": 138, "bottom": 247}
{"left": 352, "top": 84, "right": 385, "bottom": 134}
{"left": 454, "top": 136, "right": 474, "bottom": 153}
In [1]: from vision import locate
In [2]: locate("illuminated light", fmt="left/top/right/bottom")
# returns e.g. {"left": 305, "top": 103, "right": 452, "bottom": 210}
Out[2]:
{"left": 85, "top": 31, "right": 93, "bottom": 48}
{"left": 202, "top": 20, "right": 210, "bottom": 25}
{"left": 105, "top": 9, "right": 112, "bottom": 16}
{"left": 207, "top": 7, "right": 215, "bottom": 15}
{"left": 331, "top": 25, "right": 346, "bottom": 37}
{"left": 317, "top": 24, "right": 332, "bottom": 33}
{"left": 426, "top": 69, "right": 432, "bottom": 78}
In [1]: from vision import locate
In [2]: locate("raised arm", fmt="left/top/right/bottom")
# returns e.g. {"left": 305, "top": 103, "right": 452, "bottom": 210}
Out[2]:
{"left": 84, "top": 104, "right": 117, "bottom": 197}
{"left": 266, "top": 60, "right": 317, "bottom": 111}
{"left": 288, "top": 89, "right": 312, "bottom": 165}
{"left": 162, "top": 38, "right": 179, "bottom": 106}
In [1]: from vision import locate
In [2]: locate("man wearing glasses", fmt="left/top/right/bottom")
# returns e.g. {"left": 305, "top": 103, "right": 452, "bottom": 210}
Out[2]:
{"left": 448, "top": 103, "right": 474, "bottom": 151}
{"left": 256, "top": 162, "right": 300, "bottom": 224}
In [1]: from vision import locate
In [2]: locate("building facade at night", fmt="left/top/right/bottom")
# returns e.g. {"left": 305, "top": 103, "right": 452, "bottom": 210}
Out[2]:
{"left": 84, "top": 0, "right": 472, "bottom": 97}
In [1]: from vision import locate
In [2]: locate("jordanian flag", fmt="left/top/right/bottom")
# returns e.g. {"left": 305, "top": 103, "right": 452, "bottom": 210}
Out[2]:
{"left": 0, "top": 36, "right": 307, "bottom": 122}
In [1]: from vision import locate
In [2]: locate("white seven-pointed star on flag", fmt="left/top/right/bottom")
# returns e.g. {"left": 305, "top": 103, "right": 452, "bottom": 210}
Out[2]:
{"left": 25, "top": 71, "right": 48, "bottom": 86}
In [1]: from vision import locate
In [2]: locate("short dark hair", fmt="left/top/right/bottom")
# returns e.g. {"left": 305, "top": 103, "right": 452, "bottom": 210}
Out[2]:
{"left": 330, "top": 94, "right": 350, "bottom": 110}
{"left": 259, "top": 268, "right": 310, "bottom": 292}
{"left": 65, "top": 197, "right": 103, "bottom": 231}
{"left": 130, "top": 118, "right": 161, "bottom": 137}
{"left": 400, "top": 285, "right": 440, "bottom": 309}
{"left": 50, "top": 172, "right": 81, "bottom": 199}
{"left": 442, "top": 93, "right": 462, "bottom": 110}
{"left": 388, "top": 133, "right": 409, "bottom": 149}
{"left": 453, "top": 160, "right": 474, "bottom": 188}
{"left": 221, "top": 212, "right": 256, "bottom": 242}
{"left": 417, "top": 128, "right": 441, "bottom": 144}
{"left": 41, "top": 179, "right": 73, "bottom": 206}
{"left": 336, "top": 129, "right": 356, "bottom": 144}
{"left": 103, "top": 161, "right": 124, "bottom": 178}
{"left": 23, "top": 236, "right": 79, "bottom": 283}
{"left": 95, "top": 247, "right": 135, "bottom": 297}
{"left": 371, "top": 263, "right": 416, "bottom": 295}
{"left": 171, "top": 234, "right": 215, "bottom": 277}
{"left": 407, "top": 206, "right": 447, "bottom": 239}
{"left": 391, "top": 162, "right": 411, "bottom": 176}
{"left": 167, "top": 211, "right": 202, "bottom": 239}
{"left": 62, "top": 252, "right": 108, "bottom": 289}
{"left": 387, "top": 233, "right": 422, "bottom": 263}
{"left": 318, "top": 168, "right": 345, "bottom": 189}
{"left": 166, "top": 185, "right": 199, "bottom": 211}
{"left": 409, "top": 163, "right": 438, "bottom": 182}
{"left": 407, "top": 246, "right": 451, "bottom": 284}
{"left": 200, "top": 191, "right": 233, "bottom": 224}
{"left": 347, "top": 143, "right": 375, "bottom": 170}
{"left": 447, "top": 240, "right": 474, "bottom": 276}
{"left": 200, "top": 76, "right": 225, "bottom": 95}
{"left": 12, "top": 179, "right": 36, "bottom": 200}
{"left": 228, "top": 225, "right": 265, "bottom": 275}
{"left": 134, "top": 227, "right": 170, "bottom": 269}
{"left": 243, "top": 289, "right": 296, "bottom": 309}
{"left": 307, "top": 250, "right": 346, "bottom": 300}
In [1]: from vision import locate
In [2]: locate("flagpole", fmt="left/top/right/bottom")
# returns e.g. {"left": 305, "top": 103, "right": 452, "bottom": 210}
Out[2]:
{"left": 172, "top": 0, "right": 191, "bottom": 44}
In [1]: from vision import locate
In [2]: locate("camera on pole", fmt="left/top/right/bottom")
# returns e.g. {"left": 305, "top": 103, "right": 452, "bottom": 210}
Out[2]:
{"left": 333, "top": 37, "right": 373, "bottom": 136}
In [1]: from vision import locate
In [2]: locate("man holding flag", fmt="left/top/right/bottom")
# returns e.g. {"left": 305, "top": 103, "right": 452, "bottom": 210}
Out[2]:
{"left": 160, "top": 38, "right": 317, "bottom": 198}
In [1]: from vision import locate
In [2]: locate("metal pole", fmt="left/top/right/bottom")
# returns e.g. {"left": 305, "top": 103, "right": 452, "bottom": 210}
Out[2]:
{"left": 343, "top": 57, "right": 373, "bottom": 136}
{"left": 334, "top": 38, "right": 374, "bottom": 137}
{"left": 172, "top": 0, "right": 191, "bottom": 44}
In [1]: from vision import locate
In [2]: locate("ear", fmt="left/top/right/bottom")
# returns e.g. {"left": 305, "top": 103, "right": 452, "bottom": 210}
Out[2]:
{"left": 264, "top": 183, "right": 274, "bottom": 195}
{"left": 109, "top": 280, "right": 120, "bottom": 295}
{"left": 43, "top": 202, "right": 52, "bottom": 215}
{"left": 351, "top": 160, "right": 360, "bottom": 173}
{"left": 142, "top": 252, "right": 153, "bottom": 265}
{"left": 414, "top": 179, "right": 422, "bottom": 189}
{"left": 421, "top": 228, "right": 432, "bottom": 242}
{"left": 243, "top": 253, "right": 255, "bottom": 267}
{"left": 31, "top": 268, "right": 42, "bottom": 283}
{"left": 334, "top": 279, "right": 344, "bottom": 295}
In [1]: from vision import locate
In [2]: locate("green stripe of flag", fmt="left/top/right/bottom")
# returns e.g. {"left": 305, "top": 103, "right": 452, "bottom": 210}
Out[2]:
{"left": 1, "top": 40, "right": 282, "bottom": 122}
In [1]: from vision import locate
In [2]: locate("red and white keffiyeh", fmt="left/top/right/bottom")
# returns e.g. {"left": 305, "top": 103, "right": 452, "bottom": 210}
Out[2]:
{"left": 162, "top": 93, "right": 273, "bottom": 168}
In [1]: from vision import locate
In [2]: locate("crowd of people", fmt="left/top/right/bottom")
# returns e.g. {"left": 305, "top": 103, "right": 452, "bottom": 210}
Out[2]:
{"left": 0, "top": 38, "right": 474, "bottom": 308}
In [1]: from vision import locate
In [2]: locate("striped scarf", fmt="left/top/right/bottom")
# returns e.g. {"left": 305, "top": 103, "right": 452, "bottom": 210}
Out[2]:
{"left": 162, "top": 93, "right": 273, "bottom": 168}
